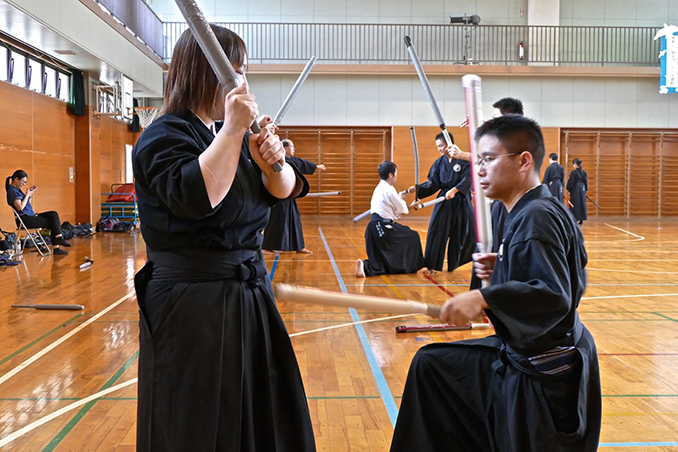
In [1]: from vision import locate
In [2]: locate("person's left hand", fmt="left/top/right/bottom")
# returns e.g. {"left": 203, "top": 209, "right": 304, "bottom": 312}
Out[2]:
{"left": 317, "top": 164, "right": 327, "bottom": 171}
{"left": 439, "top": 290, "right": 488, "bottom": 326}
{"left": 445, "top": 188, "right": 457, "bottom": 200}
{"left": 249, "top": 125, "right": 284, "bottom": 174}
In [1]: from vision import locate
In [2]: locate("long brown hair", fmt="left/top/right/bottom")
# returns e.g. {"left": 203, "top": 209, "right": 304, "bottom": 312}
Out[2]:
{"left": 163, "top": 25, "right": 247, "bottom": 117}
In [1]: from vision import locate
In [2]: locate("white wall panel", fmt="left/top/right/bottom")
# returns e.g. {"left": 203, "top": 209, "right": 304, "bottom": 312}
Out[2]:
{"left": 314, "top": 76, "right": 348, "bottom": 125}
{"left": 604, "top": 79, "right": 638, "bottom": 127}
{"left": 379, "top": 76, "right": 412, "bottom": 125}
{"left": 541, "top": 78, "right": 574, "bottom": 126}
{"left": 346, "top": 77, "right": 381, "bottom": 124}
{"left": 636, "top": 79, "right": 670, "bottom": 128}
{"left": 571, "top": 79, "right": 606, "bottom": 127}
{"left": 248, "top": 74, "right": 674, "bottom": 128}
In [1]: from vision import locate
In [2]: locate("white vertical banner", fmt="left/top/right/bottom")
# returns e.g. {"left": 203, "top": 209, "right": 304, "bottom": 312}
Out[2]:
{"left": 654, "top": 24, "right": 678, "bottom": 94}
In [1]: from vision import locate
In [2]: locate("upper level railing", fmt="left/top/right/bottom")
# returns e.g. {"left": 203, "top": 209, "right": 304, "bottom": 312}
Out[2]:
{"left": 96, "top": 0, "right": 163, "bottom": 57}
{"left": 163, "top": 22, "right": 660, "bottom": 67}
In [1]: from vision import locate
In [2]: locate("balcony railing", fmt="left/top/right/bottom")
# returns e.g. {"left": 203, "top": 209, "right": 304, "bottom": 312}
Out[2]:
{"left": 97, "top": 0, "right": 163, "bottom": 57}
{"left": 163, "top": 22, "right": 660, "bottom": 67}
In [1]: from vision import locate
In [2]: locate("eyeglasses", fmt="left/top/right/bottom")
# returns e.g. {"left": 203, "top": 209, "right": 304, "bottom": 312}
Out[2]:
{"left": 19, "top": 179, "right": 27, "bottom": 185}
{"left": 474, "top": 152, "right": 521, "bottom": 168}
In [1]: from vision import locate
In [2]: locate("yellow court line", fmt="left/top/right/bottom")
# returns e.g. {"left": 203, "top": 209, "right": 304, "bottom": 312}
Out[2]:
{"left": 0, "top": 378, "right": 138, "bottom": 447}
{"left": 0, "top": 292, "right": 135, "bottom": 388}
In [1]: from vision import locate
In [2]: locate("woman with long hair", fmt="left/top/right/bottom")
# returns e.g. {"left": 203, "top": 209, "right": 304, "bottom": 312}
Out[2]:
{"left": 566, "top": 158, "right": 588, "bottom": 225}
{"left": 5, "top": 169, "right": 70, "bottom": 254}
{"left": 131, "top": 25, "right": 315, "bottom": 451}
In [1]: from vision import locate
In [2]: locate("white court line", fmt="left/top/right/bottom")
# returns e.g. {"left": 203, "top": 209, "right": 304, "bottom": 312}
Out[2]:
{"left": 0, "top": 378, "right": 138, "bottom": 447}
{"left": 0, "top": 292, "right": 135, "bottom": 387}
{"left": 1, "top": 313, "right": 421, "bottom": 444}
{"left": 583, "top": 293, "right": 678, "bottom": 301}
{"left": 289, "top": 313, "right": 417, "bottom": 337}
{"left": 602, "top": 223, "right": 646, "bottom": 241}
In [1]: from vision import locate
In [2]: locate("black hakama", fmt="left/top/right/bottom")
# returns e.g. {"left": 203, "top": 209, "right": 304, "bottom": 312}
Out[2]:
{"left": 417, "top": 157, "right": 476, "bottom": 272}
{"left": 133, "top": 111, "right": 316, "bottom": 451}
{"left": 543, "top": 162, "right": 565, "bottom": 202}
{"left": 392, "top": 185, "right": 601, "bottom": 452}
{"left": 362, "top": 213, "right": 424, "bottom": 276}
{"left": 262, "top": 156, "right": 317, "bottom": 251}
{"left": 566, "top": 168, "right": 588, "bottom": 222}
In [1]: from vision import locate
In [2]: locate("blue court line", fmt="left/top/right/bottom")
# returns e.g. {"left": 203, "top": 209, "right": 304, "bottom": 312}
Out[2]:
{"left": 318, "top": 227, "right": 399, "bottom": 427}
{"left": 600, "top": 443, "right": 678, "bottom": 448}
{"left": 269, "top": 253, "right": 280, "bottom": 281}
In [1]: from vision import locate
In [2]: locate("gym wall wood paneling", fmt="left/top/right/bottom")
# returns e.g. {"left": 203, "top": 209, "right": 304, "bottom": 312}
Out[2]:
{"left": 0, "top": 80, "right": 137, "bottom": 229}
{"left": 563, "top": 129, "right": 678, "bottom": 218}
{"left": 661, "top": 134, "right": 678, "bottom": 216}
{"left": 278, "top": 127, "right": 390, "bottom": 216}
{"left": 0, "top": 81, "right": 75, "bottom": 229}
{"left": 92, "top": 114, "right": 138, "bottom": 224}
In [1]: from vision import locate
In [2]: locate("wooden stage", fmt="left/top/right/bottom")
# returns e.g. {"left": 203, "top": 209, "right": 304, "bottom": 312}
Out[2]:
{"left": 1, "top": 217, "right": 678, "bottom": 451}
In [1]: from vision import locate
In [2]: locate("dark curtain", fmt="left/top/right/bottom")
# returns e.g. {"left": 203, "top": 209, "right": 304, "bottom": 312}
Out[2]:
{"left": 68, "top": 70, "right": 86, "bottom": 116}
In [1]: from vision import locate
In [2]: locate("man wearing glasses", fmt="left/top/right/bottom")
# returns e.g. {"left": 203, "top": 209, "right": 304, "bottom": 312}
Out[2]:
{"left": 391, "top": 115, "right": 601, "bottom": 452}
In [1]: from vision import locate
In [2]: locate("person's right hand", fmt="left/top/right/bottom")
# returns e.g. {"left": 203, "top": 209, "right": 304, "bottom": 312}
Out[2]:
{"left": 27, "top": 185, "right": 37, "bottom": 196}
{"left": 223, "top": 85, "right": 258, "bottom": 135}
{"left": 409, "top": 199, "right": 421, "bottom": 210}
{"left": 473, "top": 252, "right": 497, "bottom": 280}
{"left": 317, "top": 164, "right": 327, "bottom": 171}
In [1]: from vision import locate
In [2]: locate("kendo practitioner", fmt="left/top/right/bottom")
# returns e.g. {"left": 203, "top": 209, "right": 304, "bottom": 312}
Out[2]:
{"left": 262, "top": 138, "right": 325, "bottom": 255}
{"left": 491, "top": 97, "right": 523, "bottom": 118}
{"left": 391, "top": 115, "right": 601, "bottom": 452}
{"left": 132, "top": 26, "right": 315, "bottom": 451}
{"left": 566, "top": 158, "right": 588, "bottom": 225}
{"left": 410, "top": 131, "right": 475, "bottom": 273}
{"left": 543, "top": 153, "right": 565, "bottom": 202}
{"left": 355, "top": 161, "right": 424, "bottom": 277}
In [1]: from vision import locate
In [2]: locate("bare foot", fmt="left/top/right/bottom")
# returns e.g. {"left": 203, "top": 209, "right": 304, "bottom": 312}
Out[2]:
{"left": 355, "top": 259, "right": 366, "bottom": 278}
{"left": 262, "top": 249, "right": 277, "bottom": 256}
{"left": 423, "top": 268, "right": 436, "bottom": 275}
{"left": 298, "top": 248, "right": 313, "bottom": 255}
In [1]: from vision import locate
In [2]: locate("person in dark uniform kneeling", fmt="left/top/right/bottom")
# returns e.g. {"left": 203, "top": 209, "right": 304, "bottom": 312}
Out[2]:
{"left": 391, "top": 115, "right": 601, "bottom": 452}
{"left": 132, "top": 25, "right": 315, "bottom": 451}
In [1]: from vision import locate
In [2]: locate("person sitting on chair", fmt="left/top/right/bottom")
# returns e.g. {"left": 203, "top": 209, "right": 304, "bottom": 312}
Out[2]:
{"left": 5, "top": 169, "right": 70, "bottom": 255}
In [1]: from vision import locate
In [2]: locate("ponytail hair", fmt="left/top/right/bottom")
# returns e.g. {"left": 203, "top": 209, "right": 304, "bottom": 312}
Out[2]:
{"left": 573, "top": 158, "right": 582, "bottom": 167}
{"left": 6, "top": 169, "right": 27, "bottom": 192}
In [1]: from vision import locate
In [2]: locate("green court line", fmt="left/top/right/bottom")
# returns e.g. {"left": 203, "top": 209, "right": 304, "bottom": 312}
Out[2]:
{"left": 0, "top": 313, "right": 83, "bottom": 367}
{"left": 43, "top": 350, "right": 139, "bottom": 451}
{"left": 652, "top": 312, "right": 678, "bottom": 322}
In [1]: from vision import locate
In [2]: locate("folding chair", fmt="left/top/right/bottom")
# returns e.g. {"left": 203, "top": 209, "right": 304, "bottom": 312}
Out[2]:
{"left": 11, "top": 208, "right": 52, "bottom": 257}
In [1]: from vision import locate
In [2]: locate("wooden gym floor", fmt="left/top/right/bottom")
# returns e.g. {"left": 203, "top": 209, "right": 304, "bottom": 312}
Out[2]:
{"left": 1, "top": 216, "right": 678, "bottom": 451}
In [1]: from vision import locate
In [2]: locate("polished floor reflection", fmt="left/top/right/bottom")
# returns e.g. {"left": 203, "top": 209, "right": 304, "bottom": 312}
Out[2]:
{"left": 0, "top": 217, "right": 677, "bottom": 451}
